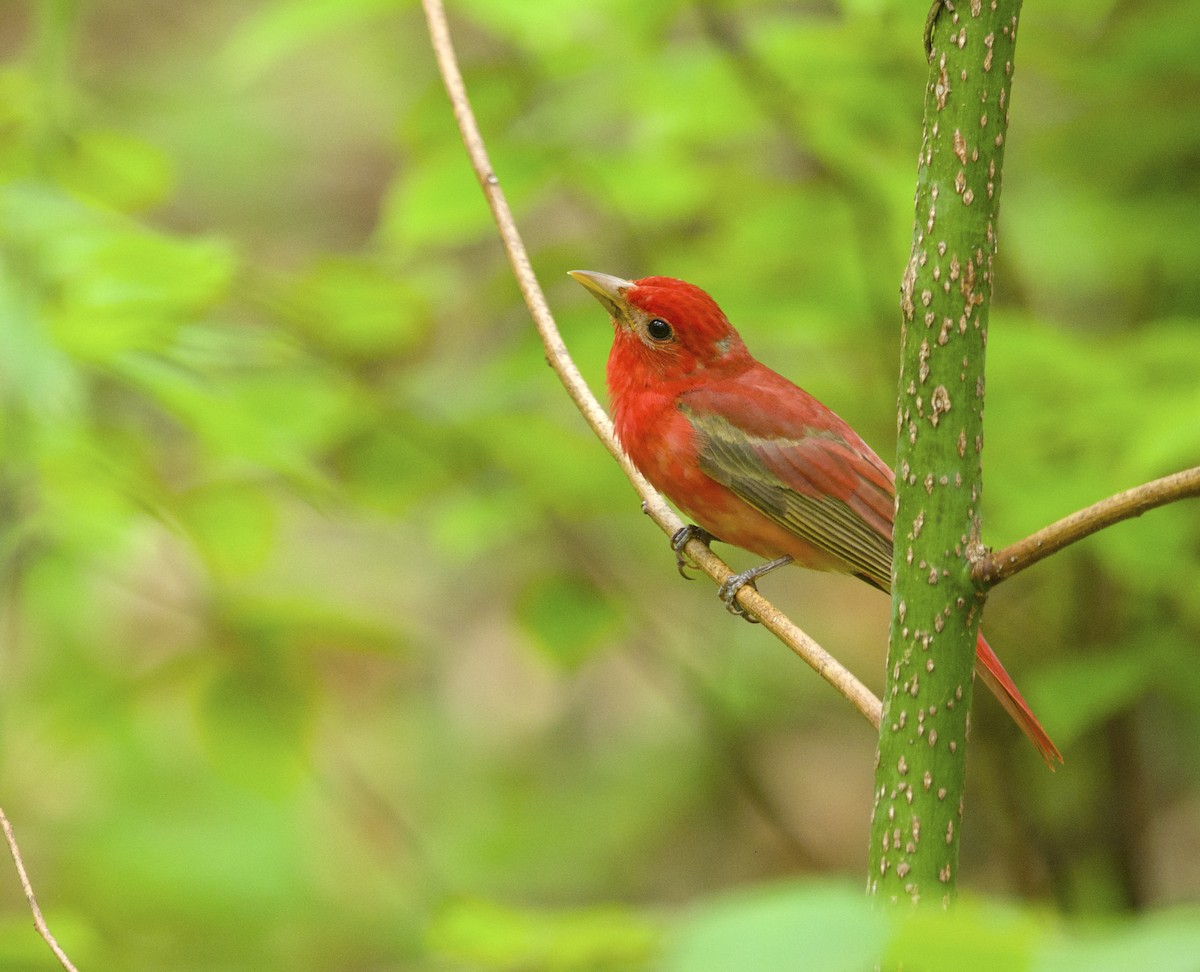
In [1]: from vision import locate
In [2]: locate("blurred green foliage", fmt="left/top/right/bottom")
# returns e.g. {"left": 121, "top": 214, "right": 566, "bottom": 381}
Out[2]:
{"left": 0, "top": 0, "right": 1197, "bottom": 969}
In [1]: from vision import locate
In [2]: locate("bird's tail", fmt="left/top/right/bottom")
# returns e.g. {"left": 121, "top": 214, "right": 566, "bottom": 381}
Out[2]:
{"left": 974, "top": 633, "right": 1063, "bottom": 768}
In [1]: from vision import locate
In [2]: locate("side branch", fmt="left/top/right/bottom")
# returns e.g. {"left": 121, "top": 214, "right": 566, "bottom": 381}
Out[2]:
{"left": 1, "top": 808, "right": 80, "bottom": 972}
{"left": 419, "top": 0, "right": 881, "bottom": 729}
{"left": 972, "top": 466, "right": 1200, "bottom": 586}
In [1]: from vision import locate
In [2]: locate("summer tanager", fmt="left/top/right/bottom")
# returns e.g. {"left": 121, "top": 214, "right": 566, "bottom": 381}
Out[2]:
{"left": 570, "top": 269, "right": 1062, "bottom": 767}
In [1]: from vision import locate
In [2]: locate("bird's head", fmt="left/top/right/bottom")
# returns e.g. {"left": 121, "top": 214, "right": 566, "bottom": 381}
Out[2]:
{"left": 569, "top": 270, "right": 749, "bottom": 382}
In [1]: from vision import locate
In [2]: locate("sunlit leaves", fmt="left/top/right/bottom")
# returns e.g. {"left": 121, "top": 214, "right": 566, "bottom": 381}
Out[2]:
{"left": 0, "top": 183, "right": 234, "bottom": 367}
{"left": 116, "top": 350, "right": 357, "bottom": 483}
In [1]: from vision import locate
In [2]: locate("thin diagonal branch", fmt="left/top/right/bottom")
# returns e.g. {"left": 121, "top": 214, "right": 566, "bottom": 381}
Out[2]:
{"left": 0, "top": 808, "right": 80, "bottom": 972}
{"left": 972, "top": 466, "right": 1200, "bottom": 586}
{"left": 420, "top": 0, "right": 881, "bottom": 730}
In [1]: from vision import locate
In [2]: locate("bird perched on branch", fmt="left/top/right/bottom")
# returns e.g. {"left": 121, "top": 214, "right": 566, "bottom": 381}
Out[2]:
{"left": 570, "top": 269, "right": 1061, "bottom": 767}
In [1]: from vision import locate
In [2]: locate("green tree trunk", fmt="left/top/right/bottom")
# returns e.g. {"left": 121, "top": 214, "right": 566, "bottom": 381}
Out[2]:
{"left": 868, "top": 0, "right": 1023, "bottom": 907}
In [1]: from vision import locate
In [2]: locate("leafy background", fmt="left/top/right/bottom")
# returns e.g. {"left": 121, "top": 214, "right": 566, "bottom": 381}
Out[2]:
{"left": 1, "top": 0, "right": 1199, "bottom": 969}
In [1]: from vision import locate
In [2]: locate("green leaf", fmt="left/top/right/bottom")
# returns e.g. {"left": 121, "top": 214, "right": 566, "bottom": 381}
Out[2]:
{"left": 379, "top": 144, "right": 496, "bottom": 249}
{"left": 118, "top": 352, "right": 354, "bottom": 483}
{"left": 663, "top": 881, "right": 887, "bottom": 972}
{"left": 339, "top": 420, "right": 455, "bottom": 514}
{"left": 32, "top": 423, "right": 144, "bottom": 552}
{"left": 63, "top": 228, "right": 234, "bottom": 319}
{"left": 517, "top": 573, "right": 622, "bottom": 669}
{"left": 1034, "top": 908, "right": 1200, "bottom": 972}
{"left": 0, "top": 182, "right": 235, "bottom": 364}
{"left": 196, "top": 643, "right": 316, "bottom": 797}
{"left": 468, "top": 411, "right": 626, "bottom": 518}
{"left": 427, "top": 482, "right": 537, "bottom": 561}
{"left": 0, "top": 184, "right": 235, "bottom": 320}
{"left": 886, "top": 898, "right": 1046, "bottom": 972}
{"left": 221, "top": 0, "right": 403, "bottom": 83}
{"left": 178, "top": 481, "right": 278, "bottom": 579}
{"left": 1025, "top": 646, "right": 1157, "bottom": 749}
{"left": 51, "top": 128, "right": 174, "bottom": 212}
{"left": 280, "top": 256, "right": 429, "bottom": 359}
{"left": 427, "top": 897, "right": 658, "bottom": 971}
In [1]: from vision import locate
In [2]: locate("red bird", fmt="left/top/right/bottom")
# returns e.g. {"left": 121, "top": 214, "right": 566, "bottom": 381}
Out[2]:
{"left": 570, "top": 270, "right": 1062, "bottom": 767}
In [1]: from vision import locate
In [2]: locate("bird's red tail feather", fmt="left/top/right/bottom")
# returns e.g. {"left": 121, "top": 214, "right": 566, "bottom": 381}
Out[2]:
{"left": 973, "top": 633, "right": 1062, "bottom": 768}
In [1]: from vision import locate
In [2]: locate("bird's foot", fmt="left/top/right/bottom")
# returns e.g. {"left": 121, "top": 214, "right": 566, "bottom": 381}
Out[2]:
{"left": 670, "top": 524, "right": 716, "bottom": 579}
{"left": 717, "top": 556, "right": 794, "bottom": 623}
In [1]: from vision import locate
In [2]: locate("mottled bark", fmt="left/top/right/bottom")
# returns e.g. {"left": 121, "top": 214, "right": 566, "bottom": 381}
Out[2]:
{"left": 868, "top": 0, "right": 1023, "bottom": 906}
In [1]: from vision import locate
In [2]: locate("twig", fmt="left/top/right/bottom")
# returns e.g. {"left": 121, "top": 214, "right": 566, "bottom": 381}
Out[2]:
{"left": 972, "top": 466, "right": 1200, "bottom": 586}
{"left": 924, "top": 0, "right": 950, "bottom": 60}
{"left": 419, "top": 0, "right": 882, "bottom": 730}
{"left": 0, "top": 807, "right": 80, "bottom": 972}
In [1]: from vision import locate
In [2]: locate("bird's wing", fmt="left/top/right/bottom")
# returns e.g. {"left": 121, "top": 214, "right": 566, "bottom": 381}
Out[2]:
{"left": 680, "top": 378, "right": 895, "bottom": 590}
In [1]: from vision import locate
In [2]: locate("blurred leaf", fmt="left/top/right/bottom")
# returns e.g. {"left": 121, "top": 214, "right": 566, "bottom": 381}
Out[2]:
{"left": 0, "top": 183, "right": 234, "bottom": 317}
{"left": 886, "top": 898, "right": 1046, "bottom": 972}
{"left": 178, "top": 481, "right": 278, "bottom": 579}
{"left": 222, "top": 0, "right": 403, "bottom": 83}
{"left": 197, "top": 643, "right": 316, "bottom": 796}
{"left": 51, "top": 128, "right": 174, "bottom": 212}
{"left": 430, "top": 730, "right": 711, "bottom": 898}
{"left": 1026, "top": 645, "right": 1159, "bottom": 749}
{"left": 58, "top": 227, "right": 233, "bottom": 320}
{"left": 517, "top": 572, "right": 622, "bottom": 669}
{"left": 427, "top": 482, "right": 538, "bottom": 561}
{"left": 118, "top": 353, "right": 354, "bottom": 483}
{"left": 337, "top": 419, "right": 456, "bottom": 513}
{"left": 0, "top": 68, "right": 44, "bottom": 181}
{"left": 427, "top": 897, "right": 658, "bottom": 971}
{"left": 0, "top": 182, "right": 235, "bottom": 366}
{"left": 1034, "top": 908, "right": 1200, "bottom": 972}
{"left": 380, "top": 144, "right": 496, "bottom": 249}
{"left": 453, "top": 0, "right": 606, "bottom": 52}
{"left": 221, "top": 592, "right": 404, "bottom": 656}
{"left": 281, "top": 256, "right": 429, "bottom": 359}
{"left": 32, "top": 423, "right": 145, "bottom": 552}
{"left": 0, "top": 256, "right": 84, "bottom": 417}
{"left": 662, "top": 881, "right": 887, "bottom": 972}
{"left": 468, "top": 411, "right": 624, "bottom": 518}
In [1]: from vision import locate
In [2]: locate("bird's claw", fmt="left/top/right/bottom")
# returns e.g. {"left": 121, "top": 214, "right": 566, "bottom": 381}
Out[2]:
{"left": 716, "top": 555, "right": 794, "bottom": 624}
{"left": 671, "top": 530, "right": 791, "bottom": 624}
{"left": 718, "top": 573, "right": 761, "bottom": 623}
{"left": 671, "top": 524, "right": 715, "bottom": 579}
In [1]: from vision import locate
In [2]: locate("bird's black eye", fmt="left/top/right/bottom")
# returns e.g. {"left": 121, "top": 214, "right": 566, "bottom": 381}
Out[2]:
{"left": 646, "top": 318, "right": 673, "bottom": 342}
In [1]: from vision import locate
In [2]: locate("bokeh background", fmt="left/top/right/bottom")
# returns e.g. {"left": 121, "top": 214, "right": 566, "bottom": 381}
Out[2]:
{"left": 1, "top": 0, "right": 1199, "bottom": 969}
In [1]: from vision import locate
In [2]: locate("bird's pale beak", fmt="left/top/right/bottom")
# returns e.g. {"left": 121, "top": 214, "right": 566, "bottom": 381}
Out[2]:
{"left": 568, "top": 270, "right": 635, "bottom": 323}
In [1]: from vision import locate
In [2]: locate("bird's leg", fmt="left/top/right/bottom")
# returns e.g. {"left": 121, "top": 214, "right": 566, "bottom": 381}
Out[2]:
{"left": 718, "top": 556, "right": 794, "bottom": 621}
{"left": 670, "top": 524, "right": 717, "bottom": 579}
